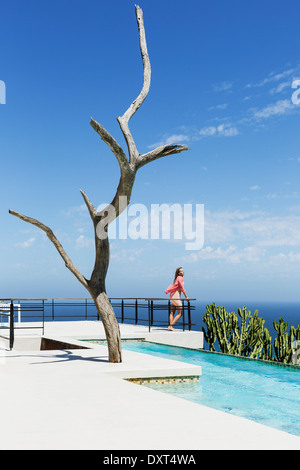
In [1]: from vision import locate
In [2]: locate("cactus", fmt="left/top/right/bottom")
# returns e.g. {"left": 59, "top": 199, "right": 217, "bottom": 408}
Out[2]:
{"left": 260, "top": 328, "right": 273, "bottom": 361}
{"left": 202, "top": 303, "right": 272, "bottom": 359}
{"left": 215, "top": 305, "right": 236, "bottom": 354}
{"left": 292, "top": 326, "right": 300, "bottom": 364}
{"left": 202, "top": 306, "right": 217, "bottom": 352}
{"left": 274, "top": 318, "right": 300, "bottom": 364}
{"left": 202, "top": 303, "right": 236, "bottom": 353}
{"left": 202, "top": 303, "right": 300, "bottom": 364}
{"left": 248, "top": 310, "right": 269, "bottom": 359}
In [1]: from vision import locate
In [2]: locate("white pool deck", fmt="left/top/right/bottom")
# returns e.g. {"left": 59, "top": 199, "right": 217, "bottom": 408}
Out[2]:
{"left": 1, "top": 320, "right": 300, "bottom": 450}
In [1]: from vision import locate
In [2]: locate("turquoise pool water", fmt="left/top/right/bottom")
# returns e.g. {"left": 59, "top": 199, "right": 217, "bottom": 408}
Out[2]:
{"left": 121, "top": 340, "right": 300, "bottom": 437}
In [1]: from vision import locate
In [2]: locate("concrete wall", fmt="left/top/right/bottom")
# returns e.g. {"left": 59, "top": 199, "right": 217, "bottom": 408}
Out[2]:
{"left": 7, "top": 336, "right": 91, "bottom": 351}
{"left": 144, "top": 331, "right": 203, "bottom": 350}
{"left": 13, "top": 336, "right": 42, "bottom": 351}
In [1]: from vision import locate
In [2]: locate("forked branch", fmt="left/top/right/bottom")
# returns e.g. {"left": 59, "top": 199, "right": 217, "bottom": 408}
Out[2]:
{"left": 80, "top": 189, "right": 98, "bottom": 221}
{"left": 117, "top": 5, "right": 151, "bottom": 165}
{"left": 117, "top": 5, "right": 189, "bottom": 169}
{"left": 135, "top": 143, "right": 190, "bottom": 170}
{"left": 90, "top": 5, "right": 189, "bottom": 173}
{"left": 89, "top": 118, "right": 130, "bottom": 172}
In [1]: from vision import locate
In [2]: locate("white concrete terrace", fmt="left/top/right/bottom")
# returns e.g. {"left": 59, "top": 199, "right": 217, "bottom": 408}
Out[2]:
{"left": 0, "top": 320, "right": 300, "bottom": 450}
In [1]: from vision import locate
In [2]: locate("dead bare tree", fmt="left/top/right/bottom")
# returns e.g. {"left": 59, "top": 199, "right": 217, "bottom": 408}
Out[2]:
{"left": 9, "top": 5, "right": 189, "bottom": 363}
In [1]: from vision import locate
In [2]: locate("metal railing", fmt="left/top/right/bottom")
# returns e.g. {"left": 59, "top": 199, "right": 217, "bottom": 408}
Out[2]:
{"left": 45, "top": 297, "right": 196, "bottom": 332}
{"left": 0, "top": 299, "right": 46, "bottom": 349}
{"left": 0, "top": 301, "right": 14, "bottom": 350}
{"left": 0, "top": 297, "right": 197, "bottom": 349}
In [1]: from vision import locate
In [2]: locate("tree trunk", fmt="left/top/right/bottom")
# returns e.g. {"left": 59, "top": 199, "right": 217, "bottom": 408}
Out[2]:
{"left": 90, "top": 290, "right": 122, "bottom": 363}
{"left": 88, "top": 235, "right": 123, "bottom": 363}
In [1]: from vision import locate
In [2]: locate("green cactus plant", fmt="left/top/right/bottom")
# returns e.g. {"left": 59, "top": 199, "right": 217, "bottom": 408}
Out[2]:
{"left": 202, "top": 303, "right": 272, "bottom": 359}
{"left": 202, "top": 305, "right": 217, "bottom": 352}
{"left": 202, "top": 303, "right": 235, "bottom": 353}
{"left": 292, "top": 325, "right": 300, "bottom": 364}
{"left": 274, "top": 318, "right": 300, "bottom": 364}
{"left": 260, "top": 328, "right": 273, "bottom": 361}
{"left": 202, "top": 304, "right": 300, "bottom": 364}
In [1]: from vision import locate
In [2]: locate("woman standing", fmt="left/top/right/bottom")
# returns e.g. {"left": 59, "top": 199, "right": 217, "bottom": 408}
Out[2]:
{"left": 165, "top": 267, "right": 189, "bottom": 331}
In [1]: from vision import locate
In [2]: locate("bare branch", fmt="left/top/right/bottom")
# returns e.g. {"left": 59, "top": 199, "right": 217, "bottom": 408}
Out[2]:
{"left": 117, "top": 5, "right": 151, "bottom": 164}
{"left": 80, "top": 189, "right": 98, "bottom": 221}
{"left": 135, "top": 144, "right": 190, "bottom": 170}
{"left": 121, "top": 5, "right": 151, "bottom": 122}
{"left": 90, "top": 118, "right": 129, "bottom": 171}
{"left": 9, "top": 209, "right": 89, "bottom": 289}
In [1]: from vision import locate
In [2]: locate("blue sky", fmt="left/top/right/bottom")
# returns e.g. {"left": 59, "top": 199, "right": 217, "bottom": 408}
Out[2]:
{"left": 1, "top": 0, "right": 300, "bottom": 302}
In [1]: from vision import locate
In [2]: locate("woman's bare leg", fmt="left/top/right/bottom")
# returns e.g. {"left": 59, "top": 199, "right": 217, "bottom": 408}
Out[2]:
{"left": 170, "top": 308, "right": 182, "bottom": 327}
{"left": 168, "top": 306, "right": 176, "bottom": 330}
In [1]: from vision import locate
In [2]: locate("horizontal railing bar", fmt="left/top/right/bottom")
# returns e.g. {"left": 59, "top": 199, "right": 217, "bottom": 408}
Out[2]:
{"left": 0, "top": 299, "right": 47, "bottom": 301}
{"left": 1, "top": 297, "right": 196, "bottom": 301}
{"left": 14, "top": 326, "right": 44, "bottom": 330}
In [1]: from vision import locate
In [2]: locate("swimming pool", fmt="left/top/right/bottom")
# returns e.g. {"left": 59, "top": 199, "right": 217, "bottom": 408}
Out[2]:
{"left": 120, "top": 340, "right": 300, "bottom": 437}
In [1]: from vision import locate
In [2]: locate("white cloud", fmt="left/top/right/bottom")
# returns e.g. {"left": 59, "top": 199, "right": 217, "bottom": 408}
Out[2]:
{"left": 184, "top": 244, "right": 266, "bottom": 265}
{"left": 205, "top": 209, "right": 300, "bottom": 247}
{"left": 213, "top": 82, "right": 233, "bottom": 92}
{"left": 250, "top": 185, "right": 260, "bottom": 191}
{"left": 252, "top": 99, "right": 294, "bottom": 120}
{"left": 208, "top": 103, "right": 228, "bottom": 111}
{"left": 110, "top": 246, "right": 144, "bottom": 263}
{"left": 15, "top": 237, "right": 36, "bottom": 248}
{"left": 271, "top": 251, "right": 300, "bottom": 264}
{"left": 245, "top": 68, "right": 295, "bottom": 89}
{"left": 199, "top": 123, "right": 238, "bottom": 138}
{"left": 148, "top": 134, "right": 189, "bottom": 149}
{"left": 238, "top": 215, "right": 300, "bottom": 247}
{"left": 217, "top": 123, "right": 239, "bottom": 137}
{"left": 199, "top": 126, "right": 217, "bottom": 137}
{"left": 62, "top": 204, "right": 87, "bottom": 218}
{"left": 75, "top": 235, "right": 93, "bottom": 249}
{"left": 270, "top": 81, "right": 291, "bottom": 94}
{"left": 187, "top": 209, "right": 300, "bottom": 264}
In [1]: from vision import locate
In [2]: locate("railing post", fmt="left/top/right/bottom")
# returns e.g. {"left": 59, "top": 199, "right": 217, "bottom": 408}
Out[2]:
{"left": 52, "top": 298, "right": 55, "bottom": 321}
{"left": 148, "top": 300, "right": 151, "bottom": 332}
{"left": 9, "top": 301, "right": 14, "bottom": 350}
{"left": 150, "top": 300, "right": 153, "bottom": 326}
{"left": 187, "top": 300, "right": 191, "bottom": 331}
{"left": 182, "top": 301, "right": 185, "bottom": 332}
{"left": 121, "top": 299, "right": 124, "bottom": 323}
{"left": 42, "top": 300, "right": 45, "bottom": 335}
{"left": 16, "top": 299, "right": 21, "bottom": 324}
{"left": 85, "top": 298, "right": 88, "bottom": 320}
{"left": 135, "top": 299, "right": 138, "bottom": 325}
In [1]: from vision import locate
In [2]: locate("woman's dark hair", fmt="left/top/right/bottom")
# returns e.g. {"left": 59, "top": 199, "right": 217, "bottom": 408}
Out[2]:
{"left": 174, "top": 267, "right": 183, "bottom": 282}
